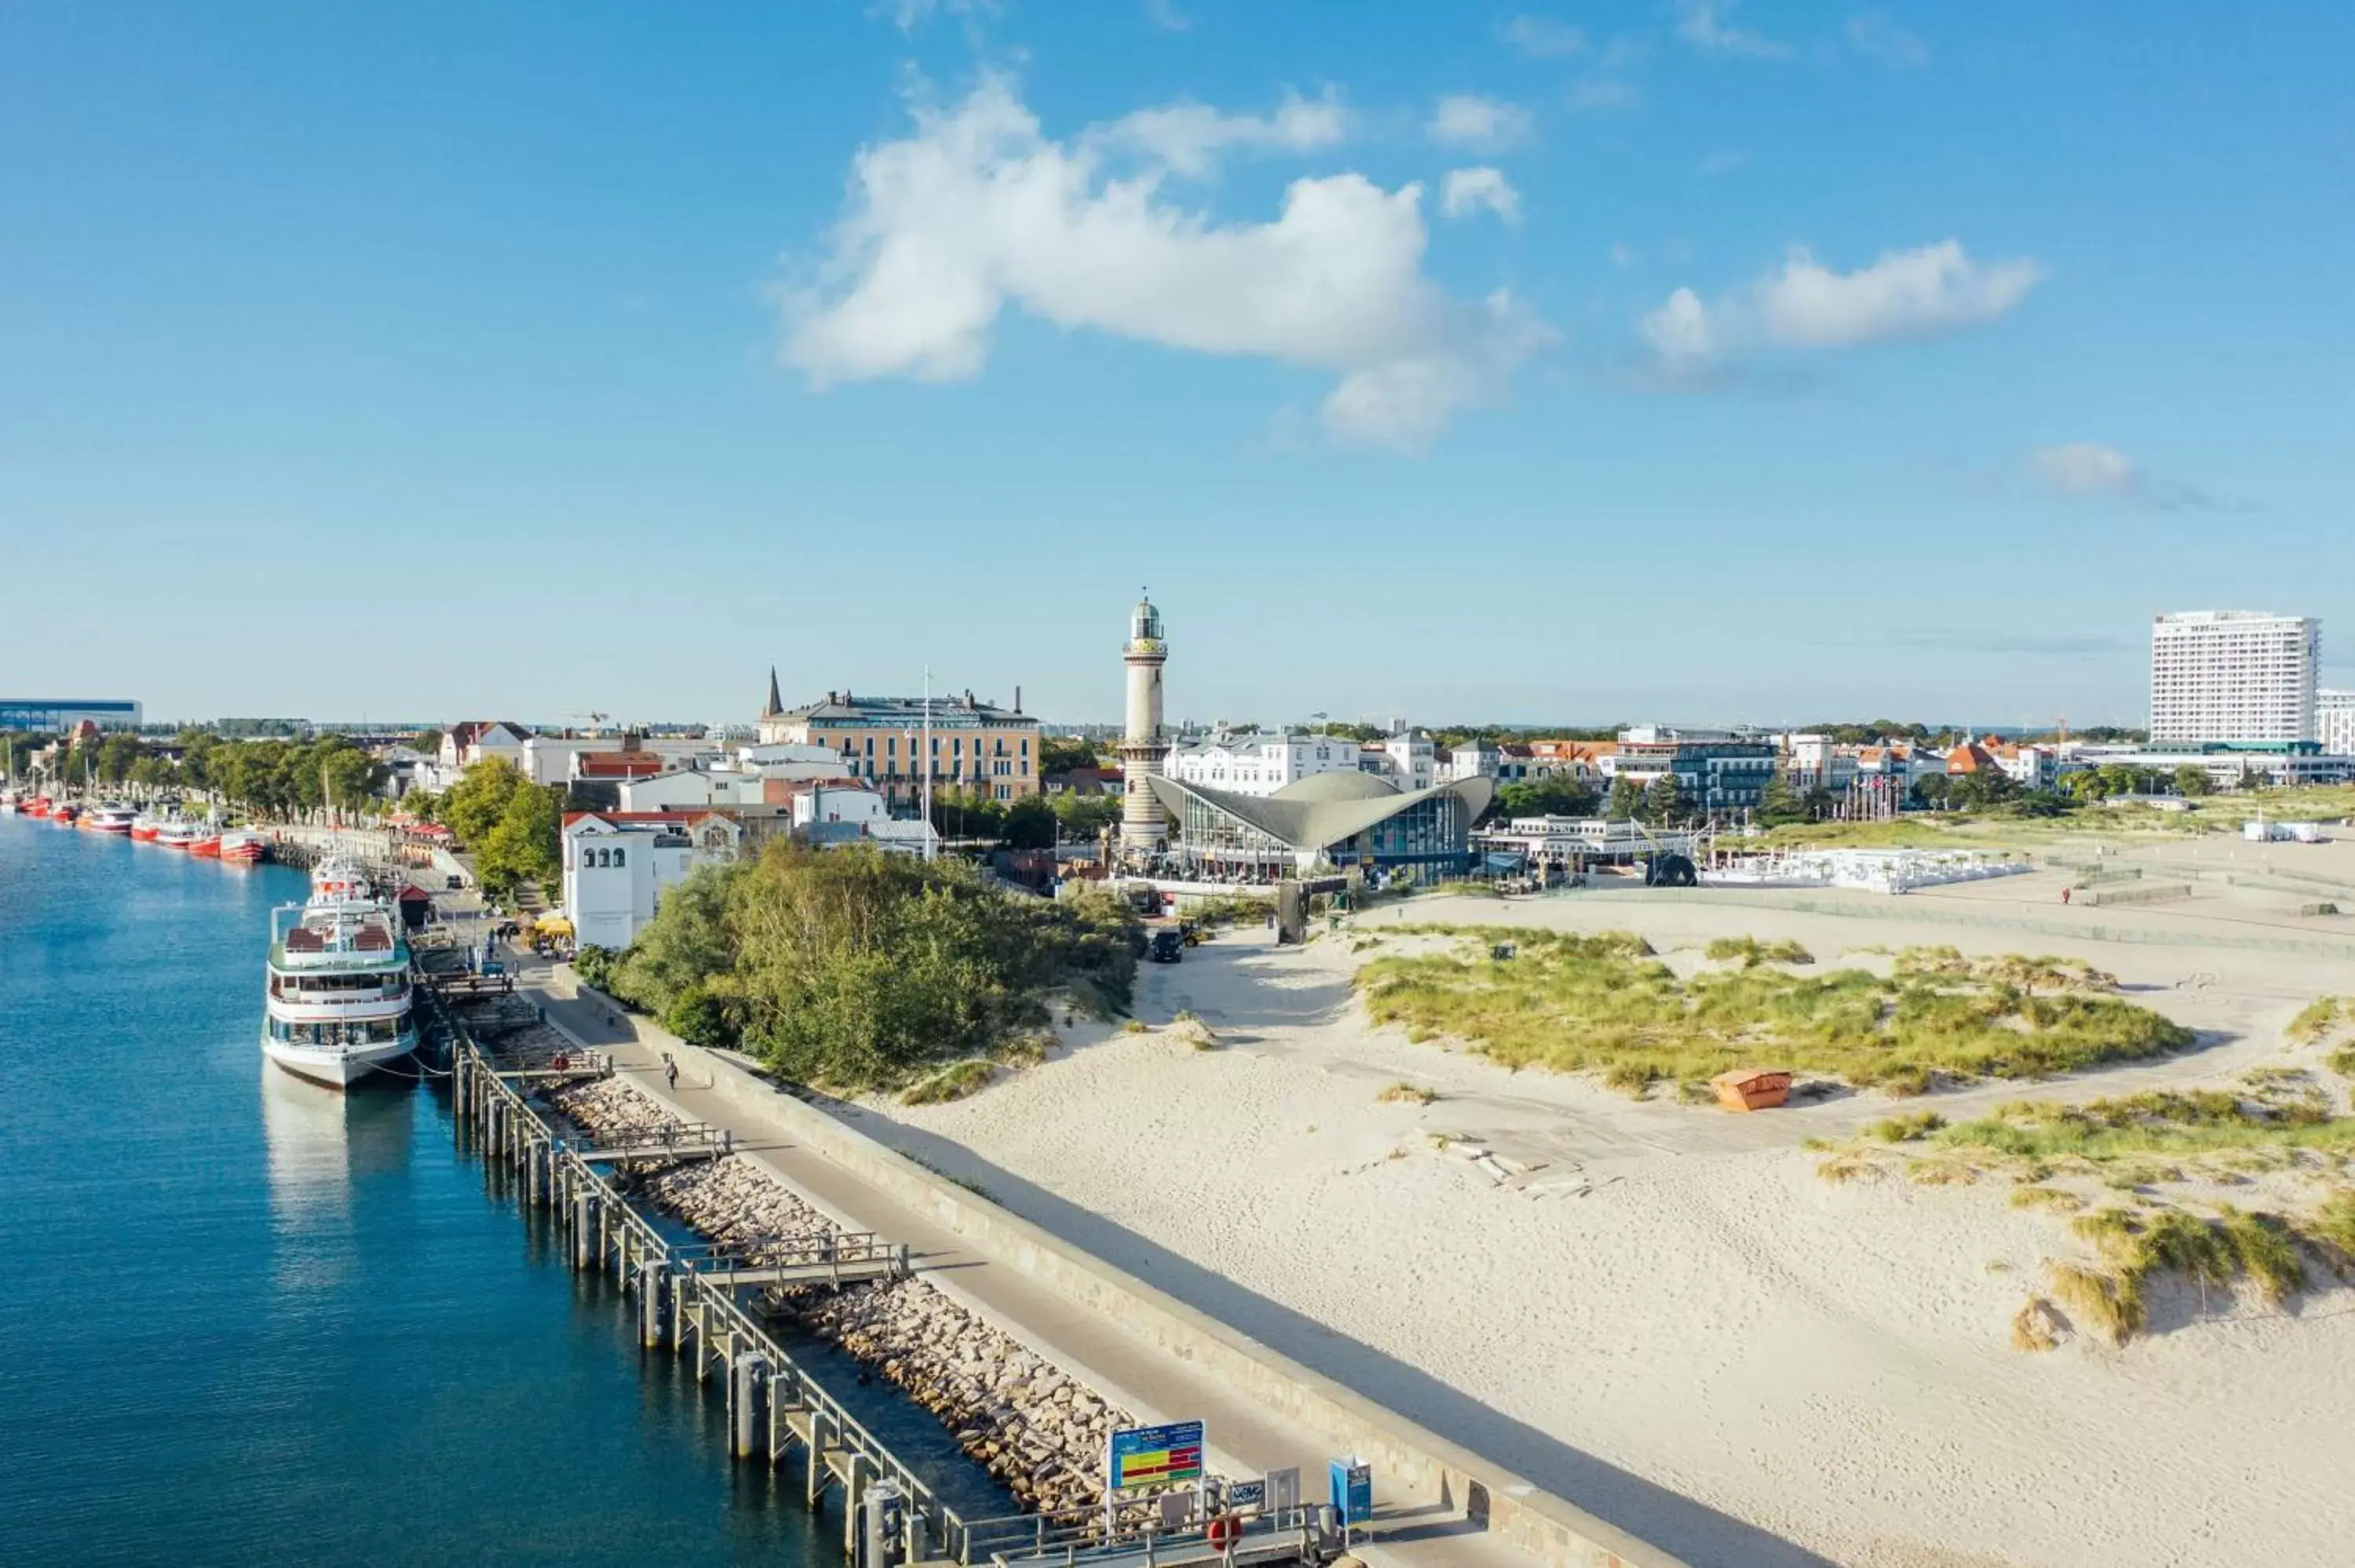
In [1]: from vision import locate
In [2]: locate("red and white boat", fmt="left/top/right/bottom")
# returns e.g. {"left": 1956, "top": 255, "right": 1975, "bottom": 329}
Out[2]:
{"left": 83, "top": 803, "right": 138, "bottom": 835}
{"left": 130, "top": 813, "right": 163, "bottom": 841}
{"left": 156, "top": 819, "right": 202, "bottom": 850}
{"left": 218, "top": 830, "right": 268, "bottom": 865}
{"left": 52, "top": 803, "right": 79, "bottom": 826}
{"left": 188, "top": 827, "right": 223, "bottom": 857}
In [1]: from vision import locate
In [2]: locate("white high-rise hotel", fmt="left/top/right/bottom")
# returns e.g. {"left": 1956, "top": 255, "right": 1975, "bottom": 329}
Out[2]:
{"left": 2149, "top": 611, "right": 2320, "bottom": 746}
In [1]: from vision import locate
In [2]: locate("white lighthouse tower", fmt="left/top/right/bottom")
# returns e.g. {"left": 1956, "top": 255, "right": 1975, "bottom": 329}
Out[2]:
{"left": 1119, "top": 591, "right": 1170, "bottom": 853}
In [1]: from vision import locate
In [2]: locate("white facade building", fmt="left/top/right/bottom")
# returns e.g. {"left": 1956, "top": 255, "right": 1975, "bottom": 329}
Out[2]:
{"left": 2150, "top": 611, "right": 2320, "bottom": 746}
{"left": 1168, "top": 729, "right": 1360, "bottom": 797}
{"left": 2320, "top": 690, "right": 2355, "bottom": 757}
{"left": 561, "top": 812, "right": 745, "bottom": 950}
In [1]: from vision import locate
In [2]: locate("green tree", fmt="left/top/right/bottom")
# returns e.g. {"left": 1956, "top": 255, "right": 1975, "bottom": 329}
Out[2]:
{"left": 1492, "top": 777, "right": 1601, "bottom": 820}
{"left": 1002, "top": 794, "right": 1058, "bottom": 849}
{"left": 444, "top": 757, "right": 525, "bottom": 845}
{"left": 1756, "top": 770, "right": 1807, "bottom": 828}
{"left": 1640, "top": 773, "right": 1689, "bottom": 826}
{"left": 1911, "top": 774, "right": 1951, "bottom": 810}
{"left": 664, "top": 986, "right": 735, "bottom": 1049}
{"left": 929, "top": 785, "right": 1006, "bottom": 841}
{"left": 1605, "top": 775, "right": 1644, "bottom": 822}
{"left": 410, "top": 728, "right": 445, "bottom": 755}
{"left": 1038, "top": 737, "right": 1104, "bottom": 775}
{"left": 1048, "top": 791, "right": 1123, "bottom": 841}
{"left": 97, "top": 734, "right": 144, "bottom": 783}
{"left": 402, "top": 789, "right": 444, "bottom": 823}
{"left": 475, "top": 781, "right": 564, "bottom": 895}
{"left": 2174, "top": 765, "right": 2212, "bottom": 798}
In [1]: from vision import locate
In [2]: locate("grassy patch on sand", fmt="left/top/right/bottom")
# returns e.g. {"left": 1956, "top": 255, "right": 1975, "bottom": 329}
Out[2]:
{"left": 1933, "top": 1088, "right": 2354, "bottom": 1161}
{"left": 2289, "top": 996, "right": 2344, "bottom": 1046}
{"left": 898, "top": 1059, "right": 996, "bottom": 1105}
{"left": 1705, "top": 935, "right": 1814, "bottom": 967}
{"left": 1356, "top": 930, "right": 2191, "bottom": 1096}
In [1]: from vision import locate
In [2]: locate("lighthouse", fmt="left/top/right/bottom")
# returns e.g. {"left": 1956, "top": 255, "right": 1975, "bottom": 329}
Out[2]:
{"left": 1119, "top": 592, "right": 1170, "bottom": 852}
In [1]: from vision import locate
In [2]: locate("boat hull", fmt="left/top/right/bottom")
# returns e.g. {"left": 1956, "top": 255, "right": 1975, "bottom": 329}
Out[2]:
{"left": 261, "top": 1029, "right": 415, "bottom": 1090}
{"left": 188, "top": 837, "right": 222, "bottom": 858}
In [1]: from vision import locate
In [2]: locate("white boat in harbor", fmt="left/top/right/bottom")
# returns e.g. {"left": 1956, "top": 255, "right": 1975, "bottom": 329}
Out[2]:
{"left": 261, "top": 866, "right": 416, "bottom": 1088}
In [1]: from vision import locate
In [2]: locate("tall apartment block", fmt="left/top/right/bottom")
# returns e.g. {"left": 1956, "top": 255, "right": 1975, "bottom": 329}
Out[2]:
{"left": 2149, "top": 611, "right": 2320, "bottom": 746}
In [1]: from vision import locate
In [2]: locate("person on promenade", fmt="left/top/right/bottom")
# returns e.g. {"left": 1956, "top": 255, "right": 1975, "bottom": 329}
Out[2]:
{"left": 663, "top": 1052, "right": 677, "bottom": 1091}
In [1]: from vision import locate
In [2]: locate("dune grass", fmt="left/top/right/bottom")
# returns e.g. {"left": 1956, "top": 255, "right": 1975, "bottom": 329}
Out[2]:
{"left": 1355, "top": 929, "right": 2191, "bottom": 1095}
{"left": 1705, "top": 935, "right": 1814, "bottom": 967}
{"left": 898, "top": 1059, "right": 996, "bottom": 1105}
{"left": 1377, "top": 1081, "right": 1439, "bottom": 1105}
{"left": 1933, "top": 1089, "right": 2355, "bottom": 1161}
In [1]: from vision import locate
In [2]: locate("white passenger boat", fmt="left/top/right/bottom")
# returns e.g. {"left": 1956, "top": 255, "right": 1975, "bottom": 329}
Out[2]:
{"left": 261, "top": 888, "right": 416, "bottom": 1089}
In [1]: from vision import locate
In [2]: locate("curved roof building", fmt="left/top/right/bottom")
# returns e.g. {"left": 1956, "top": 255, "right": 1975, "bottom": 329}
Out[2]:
{"left": 1145, "top": 768, "right": 1494, "bottom": 883}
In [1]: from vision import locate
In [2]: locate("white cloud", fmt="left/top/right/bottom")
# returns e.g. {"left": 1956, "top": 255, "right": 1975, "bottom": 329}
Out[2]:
{"left": 1846, "top": 10, "right": 1928, "bottom": 66}
{"left": 1609, "top": 242, "right": 1638, "bottom": 269}
{"left": 1641, "top": 287, "right": 1718, "bottom": 374}
{"left": 1441, "top": 167, "right": 1522, "bottom": 226}
{"left": 783, "top": 75, "right": 1552, "bottom": 453}
{"left": 1638, "top": 239, "right": 2040, "bottom": 381}
{"left": 2032, "top": 443, "right": 2225, "bottom": 511}
{"left": 1565, "top": 78, "right": 1642, "bottom": 115}
{"left": 870, "top": 0, "right": 994, "bottom": 35}
{"left": 1696, "top": 149, "right": 1750, "bottom": 176}
{"left": 1756, "top": 241, "right": 2041, "bottom": 348}
{"left": 1426, "top": 94, "right": 1534, "bottom": 151}
{"left": 1096, "top": 87, "right": 1351, "bottom": 177}
{"left": 1500, "top": 14, "right": 1587, "bottom": 57}
{"left": 1141, "top": 0, "right": 1192, "bottom": 31}
{"left": 1674, "top": 0, "right": 1792, "bottom": 59}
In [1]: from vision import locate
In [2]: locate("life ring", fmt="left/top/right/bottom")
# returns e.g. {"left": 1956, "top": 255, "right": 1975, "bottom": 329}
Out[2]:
{"left": 1206, "top": 1512, "right": 1241, "bottom": 1549}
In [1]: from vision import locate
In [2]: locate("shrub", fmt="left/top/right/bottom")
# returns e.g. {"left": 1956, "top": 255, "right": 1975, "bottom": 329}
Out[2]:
{"left": 1867, "top": 1110, "right": 1947, "bottom": 1143}
{"left": 573, "top": 944, "right": 620, "bottom": 992}
{"left": 2048, "top": 1261, "right": 2142, "bottom": 1346}
{"left": 2010, "top": 1186, "right": 2084, "bottom": 1213}
{"left": 663, "top": 986, "right": 734, "bottom": 1050}
{"left": 1706, "top": 936, "right": 1814, "bottom": 967}
{"left": 1377, "top": 1081, "right": 1438, "bottom": 1105}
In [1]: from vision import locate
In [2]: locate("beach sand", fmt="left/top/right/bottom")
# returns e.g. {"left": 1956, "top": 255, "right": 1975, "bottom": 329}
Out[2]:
{"left": 843, "top": 864, "right": 2355, "bottom": 1567}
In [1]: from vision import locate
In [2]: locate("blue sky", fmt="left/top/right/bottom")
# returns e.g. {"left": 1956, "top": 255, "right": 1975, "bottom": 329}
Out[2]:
{"left": 2, "top": 2, "right": 2348, "bottom": 731}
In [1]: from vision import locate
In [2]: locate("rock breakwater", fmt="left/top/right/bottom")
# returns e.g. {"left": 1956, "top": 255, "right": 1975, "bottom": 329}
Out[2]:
{"left": 546, "top": 1076, "right": 1133, "bottom": 1515}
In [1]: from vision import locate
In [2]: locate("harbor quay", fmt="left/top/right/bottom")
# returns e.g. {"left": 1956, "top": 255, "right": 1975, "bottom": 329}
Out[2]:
{"left": 471, "top": 947, "right": 1680, "bottom": 1568}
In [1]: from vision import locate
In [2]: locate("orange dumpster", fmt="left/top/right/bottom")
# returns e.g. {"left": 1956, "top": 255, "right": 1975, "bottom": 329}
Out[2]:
{"left": 1711, "top": 1069, "right": 1792, "bottom": 1112}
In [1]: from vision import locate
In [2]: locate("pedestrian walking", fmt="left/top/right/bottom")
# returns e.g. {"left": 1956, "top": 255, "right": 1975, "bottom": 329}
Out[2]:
{"left": 663, "top": 1052, "right": 678, "bottom": 1091}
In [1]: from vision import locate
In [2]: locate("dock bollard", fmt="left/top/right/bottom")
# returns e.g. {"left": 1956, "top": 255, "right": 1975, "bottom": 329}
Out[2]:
{"left": 637, "top": 1260, "right": 666, "bottom": 1350}
{"left": 862, "top": 1480, "right": 905, "bottom": 1567}
{"left": 573, "top": 1191, "right": 594, "bottom": 1271}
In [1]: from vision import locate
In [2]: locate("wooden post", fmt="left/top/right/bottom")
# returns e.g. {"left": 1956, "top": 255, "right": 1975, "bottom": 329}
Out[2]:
{"left": 730, "top": 1353, "right": 766, "bottom": 1460}
{"left": 573, "top": 1191, "right": 593, "bottom": 1271}
{"left": 842, "top": 1451, "right": 867, "bottom": 1558}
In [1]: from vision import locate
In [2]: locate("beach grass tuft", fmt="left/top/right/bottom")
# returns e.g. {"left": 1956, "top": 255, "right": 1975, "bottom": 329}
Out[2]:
{"left": 899, "top": 1059, "right": 996, "bottom": 1105}
{"left": 1868, "top": 1110, "right": 1948, "bottom": 1143}
{"left": 2010, "top": 1296, "right": 2064, "bottom": 1352}
{"left": 1355, "top": 928, "right": 2189, "bottom": 1094}
{"left": 1377, "top": 1081, "right": 1438, "bottom": 1105}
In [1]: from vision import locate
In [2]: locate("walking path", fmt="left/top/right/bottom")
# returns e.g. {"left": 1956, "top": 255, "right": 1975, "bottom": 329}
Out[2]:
{"left": 517, "top": 958, "right": 1590, "bottom": 1568}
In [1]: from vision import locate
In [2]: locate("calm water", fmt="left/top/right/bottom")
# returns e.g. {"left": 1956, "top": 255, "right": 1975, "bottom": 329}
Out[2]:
{"left": 0, "top": 815, "right": 834, "bottom": 1564}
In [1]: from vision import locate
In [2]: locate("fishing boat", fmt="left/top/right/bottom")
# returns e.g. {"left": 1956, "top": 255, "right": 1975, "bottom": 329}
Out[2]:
{"left": 52, "top": 802, "right": 79, "bottom": 826}
{"left": 218, "top": 829, "right": 268, "bottom": 865}
{"left": 156, "top": 818, "right": 201, "bottom": 850}
{"left": 130, "top": 813, "right": 163, "bottom": 841}
{"left": 83, "top": 803, "right": 138, "bottom": 835}
{"left": 261, "top": 878, "right": 415, "bottom": 1088}
{"left": 187, "top": 826, "right": 223, "bottom": 858}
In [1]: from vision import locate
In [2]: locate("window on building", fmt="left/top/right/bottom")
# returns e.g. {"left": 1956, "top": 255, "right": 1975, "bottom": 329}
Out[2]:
{"left": 612, "top": 848, "right": 625, "bottom": 867}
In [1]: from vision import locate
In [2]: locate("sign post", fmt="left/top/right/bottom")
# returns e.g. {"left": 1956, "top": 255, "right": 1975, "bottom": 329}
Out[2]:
{"left": 1104, "top": 1420, "right": 1207, "bottom": 1539}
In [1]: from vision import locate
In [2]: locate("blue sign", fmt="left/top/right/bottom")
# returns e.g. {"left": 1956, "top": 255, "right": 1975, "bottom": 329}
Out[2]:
{"left": 1108, "top": 1420, "right": 1205, "bottom": 1491}
{"left": 1328, "top": 1458, "right": 1371, "bottom": 1525}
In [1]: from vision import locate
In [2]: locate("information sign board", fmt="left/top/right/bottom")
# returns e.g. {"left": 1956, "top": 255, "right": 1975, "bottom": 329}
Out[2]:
{"left": 1106, "top": 1420, "right": 1205, "bottom": 1492}
{"left": 1328, "top": 1457, "right": 1372, "bottom": 1525}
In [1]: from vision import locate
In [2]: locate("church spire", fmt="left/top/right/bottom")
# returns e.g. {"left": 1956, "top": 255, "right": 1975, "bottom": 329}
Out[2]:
{"left": 763, "top": 665, "right": 784, "bottom": 720}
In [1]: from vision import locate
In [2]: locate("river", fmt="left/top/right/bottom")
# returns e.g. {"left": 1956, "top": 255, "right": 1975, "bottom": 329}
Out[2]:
{"left": 0, "top": 815, "right": 833, "bottom": 1564}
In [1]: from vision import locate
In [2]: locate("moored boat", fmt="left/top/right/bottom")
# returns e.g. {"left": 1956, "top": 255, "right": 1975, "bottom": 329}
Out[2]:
{"left": 156, "top": 818, "right": 200, "bottom": 850}
{"left": 262, "top": 892, "right": 415, "bottom": 1089}
{"left": 188, "top": 828, "right": 223, "bottom": 858}
{"left": 130, "top": 813, "right": 163, "bottom": 841}
{"left": 83, "top": 803, "right": 138, "bottom": 835}
{"left": 51, "top": 803, "right": 79, "bottom": 826}
{"left": 218, "top": 830, "right": 268, "bottom": 865}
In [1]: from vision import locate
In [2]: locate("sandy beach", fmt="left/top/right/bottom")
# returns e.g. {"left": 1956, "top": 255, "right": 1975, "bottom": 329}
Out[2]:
{"left": 841, "top": 853, "right": 2355, "bottom": 1567}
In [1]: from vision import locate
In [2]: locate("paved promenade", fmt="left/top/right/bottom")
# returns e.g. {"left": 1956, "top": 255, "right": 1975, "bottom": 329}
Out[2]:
{"left": 516, "top": 957, "right": 1568, "bottom": 1568}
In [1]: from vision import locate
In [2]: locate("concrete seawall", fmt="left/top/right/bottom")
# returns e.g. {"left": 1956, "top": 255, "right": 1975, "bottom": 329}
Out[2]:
{"left": 617, "top": 1008, "right": 1682, "bottom": 1568}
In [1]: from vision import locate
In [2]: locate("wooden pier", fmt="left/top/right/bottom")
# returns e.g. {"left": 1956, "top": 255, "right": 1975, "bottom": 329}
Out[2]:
{"left": 430, "top": 987, "right": 1334, "bottom": 1567}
